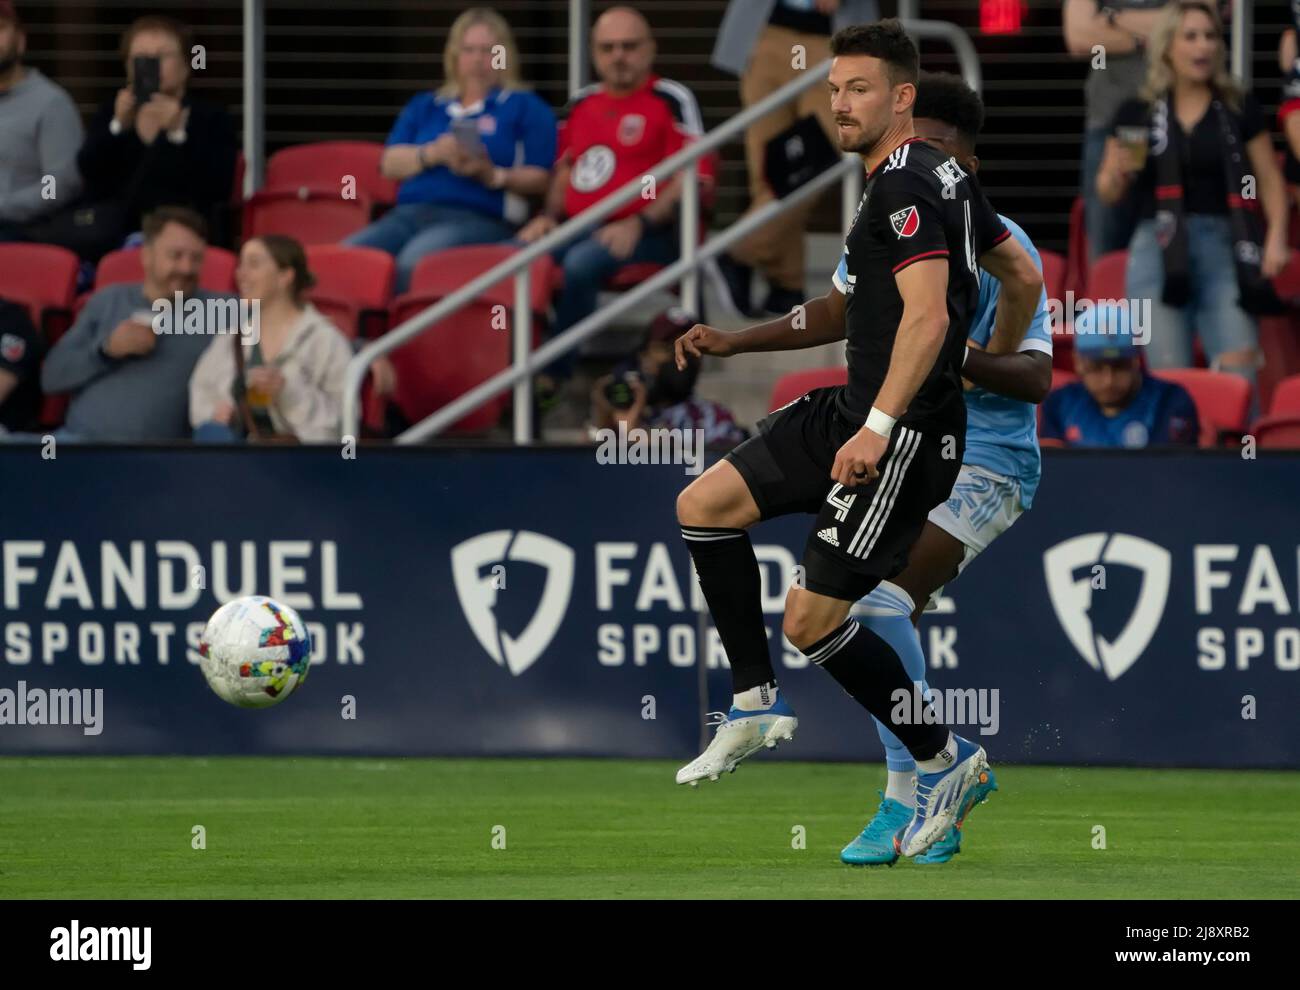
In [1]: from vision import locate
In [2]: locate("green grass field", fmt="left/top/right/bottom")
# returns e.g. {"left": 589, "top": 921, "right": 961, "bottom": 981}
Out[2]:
{"left": 1, "top": 757, "right": 1294, "bottom": 899}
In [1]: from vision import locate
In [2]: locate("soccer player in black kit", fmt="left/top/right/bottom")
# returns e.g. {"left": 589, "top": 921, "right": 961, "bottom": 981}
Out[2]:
{"left": 672, "top": 21, "right": 1043, "bottom": 859}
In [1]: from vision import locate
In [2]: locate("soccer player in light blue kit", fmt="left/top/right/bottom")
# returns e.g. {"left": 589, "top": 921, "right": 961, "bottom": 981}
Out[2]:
{"left": 839, "top": 73, "right": 1053, "bottom": 866}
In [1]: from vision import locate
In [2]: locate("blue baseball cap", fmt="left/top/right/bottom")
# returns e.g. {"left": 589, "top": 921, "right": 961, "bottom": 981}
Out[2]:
{"left": 1074, "top": 302, "right": 1137, "bottom": 359}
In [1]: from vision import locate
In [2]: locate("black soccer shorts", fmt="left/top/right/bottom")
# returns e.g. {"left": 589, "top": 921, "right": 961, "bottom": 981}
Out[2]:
{"left": 724, "top": 386, "right": 961, "bottom": 602}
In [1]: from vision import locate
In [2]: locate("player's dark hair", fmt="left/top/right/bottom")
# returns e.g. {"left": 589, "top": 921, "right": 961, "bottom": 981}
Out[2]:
{"left": 829, "top": 19, "right": 918, "bottom": 87}
{"left": 913, "top": 72, "right": 985, "bottom": 150}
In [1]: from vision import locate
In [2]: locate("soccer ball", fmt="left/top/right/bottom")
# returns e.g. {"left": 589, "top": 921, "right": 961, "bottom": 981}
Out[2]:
{"left": 198, "top": 595, "right": 313, "bottom": 708}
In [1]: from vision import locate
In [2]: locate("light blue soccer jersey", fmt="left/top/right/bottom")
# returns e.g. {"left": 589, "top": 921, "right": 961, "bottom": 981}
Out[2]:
{"left": 963, "top": 215, "right": 1051, "bottom": 508}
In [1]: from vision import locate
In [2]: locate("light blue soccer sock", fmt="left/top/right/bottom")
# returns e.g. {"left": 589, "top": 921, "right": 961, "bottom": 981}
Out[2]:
{"left": 858, "top": 581, "right": 929, "bottom": 776}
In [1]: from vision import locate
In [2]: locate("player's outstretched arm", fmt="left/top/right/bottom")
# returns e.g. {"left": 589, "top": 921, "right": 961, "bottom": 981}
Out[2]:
{"left": 962, "top": 347, "right": 1052, "bottom": 404}
{"left": 977, "top": 235, "right": 1043, "bottom": 354}
{"left": 673, "top": 289, "right": 846, "bottom": 368}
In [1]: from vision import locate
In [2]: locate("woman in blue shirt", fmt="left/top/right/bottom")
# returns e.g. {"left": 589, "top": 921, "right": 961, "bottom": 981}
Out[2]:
{"left": 346, "top": 8, "right": 557, "bottom": 291}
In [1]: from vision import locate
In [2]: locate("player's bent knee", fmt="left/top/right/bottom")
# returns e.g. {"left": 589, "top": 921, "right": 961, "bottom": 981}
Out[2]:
{"left": 675, "top": 462, "right": 758, "bottom": 530}
{"left": 782, "top": 588, "right": 845, "bottom": 651}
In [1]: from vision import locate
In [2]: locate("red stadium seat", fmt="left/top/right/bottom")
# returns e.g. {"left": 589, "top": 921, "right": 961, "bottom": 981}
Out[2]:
{"left": 305, "top": 245, "right": 396, "bottom": 338}
{"left": 243, "top": 187, "right": 373, "bottom": 245}
{"left": 0, "top": 243, "right": 78, "bottom": 339}
{"left": 768, "top": 366, "right": 848, "bottom": 412}
{"left": 1038, "top": 249, "right": 1065, "bottom": 306}
{"left": 265, "top": 142, "right": 398, "bottom": 208}
{"left": 1151, "top": 368, "right": 1252, "bottom": 447}
{"left": 1249, "top": 413, "right": 1300, "bottom": 448}
{"left": 1269, "top": 373, "right": 1300, "bottom": 415}
{"left": 95, "top": 246, "right": 237, "bottom": 293}
{"left": 404, "top": 245, "right": 556, "bottom": 311}
{"left": 386, "top": 246, "right": 558, "bottom": 433}
{"left": 1050, "top": 368, "right": 1078, "bottom": 391}
{"left": 1084, "top": 249, "right": 1128, "bottom": 301}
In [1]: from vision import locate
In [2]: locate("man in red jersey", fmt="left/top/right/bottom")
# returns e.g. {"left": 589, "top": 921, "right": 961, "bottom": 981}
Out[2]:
{"left": 519, "top": 6, "right": 713, "bottom": 378}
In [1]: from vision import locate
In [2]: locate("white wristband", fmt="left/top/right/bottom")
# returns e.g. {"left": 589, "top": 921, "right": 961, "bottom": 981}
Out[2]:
{"left": 865, "top": 406, "right": 897, "bottom": 439}
{"left": 962, "top": 344, "right": 970, "bottom": 368}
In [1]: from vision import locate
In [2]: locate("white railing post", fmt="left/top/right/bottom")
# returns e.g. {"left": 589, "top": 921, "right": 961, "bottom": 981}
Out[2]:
{"left": 1230, "top": 0, "right": 1252, "bottom": 88}
{"left": 569, "top": 0, "right": 590, "bottom": 98}
{"left": 680, "top": 162, "right": 700, "bottom": 315}
{"left": 841, "top": 153, "right": 862, "bottom": 236}
{"left": 242, "top": 0, "right": 265, "bottom": 195}
{"left": 513, "top": 269, "right": 533, "bottom": 443}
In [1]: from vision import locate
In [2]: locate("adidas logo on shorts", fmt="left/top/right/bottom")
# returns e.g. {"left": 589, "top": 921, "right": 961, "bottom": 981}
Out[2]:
{"left": 817, "top": 527, "right": 839, "bottom": 547}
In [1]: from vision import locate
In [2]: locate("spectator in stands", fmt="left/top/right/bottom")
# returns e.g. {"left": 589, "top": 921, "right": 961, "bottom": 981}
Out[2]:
{"left": 1041, "top": 306, "right": 1199, "bottom": 447}
{"left": 1096, "top": 1, "right": 1288, "bottom": 394}
{"left": 587, "top": 307, "right": 748, "bottom": 448}
{"left": 707, "top": 0, "right": 878, "bottom": 317}
{"left": 1064, "top": 0, "right": 1170, "bottom": 263}
{"left": 519, "top": 6, "right": 710, "bottom": 392}
{"left": 1279, "top": 26, "right": 1300, "bottom": 207}
{"left": 0, "top": 294, "right": 43, "bottom": 435}
{"left": 70, "top": 15, "right": 236, "bottom": 261}
{"left": 0, "top": 1, "right": 85, "bottom": 242}
{"left": 190, "top": 235, "right": 354, "bottom": 443}
{"left": 39, "top": 207, "right": 237, "bottom": 441}
{"left": 345, "top": 7, "right": 555, "bottom": 293}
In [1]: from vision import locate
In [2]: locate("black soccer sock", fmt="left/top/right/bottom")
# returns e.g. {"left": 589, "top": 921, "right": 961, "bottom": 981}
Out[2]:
{"left": 681, "top": 526, "right": 775, "bottom": 693}
{"left": 801, "top": 618, "right": 948, "bottom": 759}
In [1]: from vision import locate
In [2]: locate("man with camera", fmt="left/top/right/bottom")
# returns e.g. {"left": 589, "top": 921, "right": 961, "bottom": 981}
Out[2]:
{"left": 70, "top": 15, "right": 236, "bottom": 260}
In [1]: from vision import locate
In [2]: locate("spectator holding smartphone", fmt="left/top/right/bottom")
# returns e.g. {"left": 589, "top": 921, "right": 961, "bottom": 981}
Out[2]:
{"left": 345, "top": 7, "right": 556, "bottom": 292}
{"left": 69, "top": 15, "right": 236, "bottom": 261}
{"left": 1096, "top": 1, "right": 1288, "bottom": 392}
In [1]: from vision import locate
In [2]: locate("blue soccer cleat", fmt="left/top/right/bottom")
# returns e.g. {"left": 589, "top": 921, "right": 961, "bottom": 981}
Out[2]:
{"left": 840, "top": 791, "right": 912, "bottom": 866}
{"left": 913, "top": 825, "right": 962, "bottom": 864}
{"left": 675, "top": 695, "right": 798, "bottom": 785}
{"left": 896, "top": 735, "right": 997, "bottom": 858}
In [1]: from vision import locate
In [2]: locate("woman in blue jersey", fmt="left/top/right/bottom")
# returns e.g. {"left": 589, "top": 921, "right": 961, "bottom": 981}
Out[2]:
{"left": 345, "top": 8, "right": 557, "bottom": 291}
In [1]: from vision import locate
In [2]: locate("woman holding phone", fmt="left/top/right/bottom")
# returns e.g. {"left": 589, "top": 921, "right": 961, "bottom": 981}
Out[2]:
{"left": 345, "top": 7, "right": 557, "bottom": 292}
{"left": 1096, "top": 1, "right": 1288, "bottom": 391}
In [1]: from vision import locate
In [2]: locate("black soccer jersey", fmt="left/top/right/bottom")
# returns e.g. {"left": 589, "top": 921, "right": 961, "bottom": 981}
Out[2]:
{"left": 831, "top": 136, "right": 1009, "bottom": 435}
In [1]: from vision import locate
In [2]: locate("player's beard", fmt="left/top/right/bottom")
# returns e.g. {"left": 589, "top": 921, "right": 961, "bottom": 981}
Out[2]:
{"left": 836, "top": 117, "right": 887, "bottom": 155}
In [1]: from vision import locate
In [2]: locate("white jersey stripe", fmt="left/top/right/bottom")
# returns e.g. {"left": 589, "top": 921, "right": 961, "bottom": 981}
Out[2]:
{"left": 857, "top": 429, "right": 923, "bottom": 559}
{"left": 845, "top": 426, "right": 918, "bottom": 557}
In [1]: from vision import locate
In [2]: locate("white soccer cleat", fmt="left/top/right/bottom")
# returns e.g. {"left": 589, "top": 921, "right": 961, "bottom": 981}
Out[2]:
{"left": 675, "top": 699, "right": 799, "bottom": 786}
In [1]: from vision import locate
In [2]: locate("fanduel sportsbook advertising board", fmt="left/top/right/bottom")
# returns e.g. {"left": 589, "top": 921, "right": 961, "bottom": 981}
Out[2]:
{"left": 1, "top": 447, "right": 1296, "bottom": 767}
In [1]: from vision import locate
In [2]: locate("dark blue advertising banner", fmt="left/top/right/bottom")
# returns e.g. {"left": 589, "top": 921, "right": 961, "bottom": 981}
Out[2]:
{"left": 1, "top": 447, "right": 1297, "bottom": 768}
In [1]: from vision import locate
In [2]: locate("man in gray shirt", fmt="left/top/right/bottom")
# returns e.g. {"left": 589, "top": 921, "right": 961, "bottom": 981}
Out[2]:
{"left": 41, "top": 206, "right": 238, "bottom": 442}
{"left": 0, "top": 1, "right": 84, "bottom": 237}
{"left": 1063, "top": 0, "right": 1170, "bottom": 261}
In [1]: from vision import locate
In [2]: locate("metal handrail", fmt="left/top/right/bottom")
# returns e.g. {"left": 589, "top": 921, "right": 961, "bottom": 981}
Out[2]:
{"left": 341, "top": 19, "right": 985, "bottom": 441}
{"left": 399, "top": 159, "right": 856, "bottom": 443}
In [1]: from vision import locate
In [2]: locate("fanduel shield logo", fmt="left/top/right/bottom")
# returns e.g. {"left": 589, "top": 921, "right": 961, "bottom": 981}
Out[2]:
{"left": 1043, "top": 533, "right": 1171, "bottom": 681}
{"left": 451, "top": 531, "right": 575, "bottom": 676}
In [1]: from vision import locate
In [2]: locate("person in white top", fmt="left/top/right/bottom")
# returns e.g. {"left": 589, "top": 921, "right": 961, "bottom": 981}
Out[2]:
{"left": 190, "top": 235, "right": 355, "bottom": 443}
